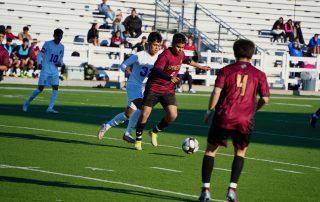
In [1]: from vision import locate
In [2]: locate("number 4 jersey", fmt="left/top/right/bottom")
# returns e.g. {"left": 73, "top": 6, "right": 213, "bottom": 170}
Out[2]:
{"left": 37, "top": 40, "right": 64, "bottom": 75}
{"left": 213, "top": 61, "right": 270, "bottom": 134}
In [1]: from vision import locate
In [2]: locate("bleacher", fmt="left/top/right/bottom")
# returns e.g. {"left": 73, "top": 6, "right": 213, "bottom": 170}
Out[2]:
{"left": 1, "top": 0, "right": 319, "bottom": 91}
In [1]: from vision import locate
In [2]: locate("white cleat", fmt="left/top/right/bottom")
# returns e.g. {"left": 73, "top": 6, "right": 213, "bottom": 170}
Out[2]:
{"left": 189, "top": 89, "right": 196, "bottom": 93}
{"left": 175, "top": 88, "right": 182, "bottom": 93}
{"left": 46, "top": 108, "right": 59, "bottom": 114}
{"left": 22, "top": 102, "right": 30, "bottom": 112}
{"left": 98, "top": 123, "right": 110, "bottom": 140}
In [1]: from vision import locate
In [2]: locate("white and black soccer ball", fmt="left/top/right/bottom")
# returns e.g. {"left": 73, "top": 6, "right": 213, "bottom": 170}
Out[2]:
{"left": 182, "top": 137, "right": 199, "bottom": 154}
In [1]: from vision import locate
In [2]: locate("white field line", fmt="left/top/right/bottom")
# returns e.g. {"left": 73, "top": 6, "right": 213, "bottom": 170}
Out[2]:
{"left": 1, "top": 86, "right": 320, "bottom": 100}
{"left": 0, "top": 104, "right": 319, "bottom": 142}
{"left": 85, "top": 167, "right": 114, "bottom": 172}
{"left": 150, "top": 167, "right": 182, "bottom": 173}
{"left": 1, "top": 124, "right": 319, "bottom": 171}
{"left": 273, "top": 168, "right": 304, "bottom": 174}
{"left": 214, "top": 168, "right": 231, "bottom": 172}
{"left": 0, "top": 164, "right": 225, "bottom": 202}
{"left": 272, "top": 103, "right": 313, "bottom": 107}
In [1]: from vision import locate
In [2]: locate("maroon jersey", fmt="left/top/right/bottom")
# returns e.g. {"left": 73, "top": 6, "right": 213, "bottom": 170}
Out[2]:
{"left": 0, "top": 45, "right": 9, "bottom": 67}
{"left": 147, "top": 48, "right": 187, "bottom": 94}
{"left": 213, "top": 61, "right": 270, "bottom": 134}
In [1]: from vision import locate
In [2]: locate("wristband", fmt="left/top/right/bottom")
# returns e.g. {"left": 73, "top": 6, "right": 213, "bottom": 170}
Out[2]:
{"left": 206, "top": 109, "right": 212, "bottom": 116}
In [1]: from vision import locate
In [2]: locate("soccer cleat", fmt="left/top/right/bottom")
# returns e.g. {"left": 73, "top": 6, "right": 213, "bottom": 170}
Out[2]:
{"left": 122, "top": 134, "right": 135, "bottom": 143}
{"left": 226, "top": 188, "right": 238, "bottom": 202}
{"left": 149, "top": 130, "right": 158, "bottom": 147}
{"left": 189, "top": 89, "right": 196, "bottom": 93}
{"left": 135, "top": 140, "right": 142, "bottom": 150}
{"left": 176, "top": 88, "right": 182, "bottom": 93}
{"left": 198, "top": 189, "right": 211, "bottom": 202}
{"left": 97, "top": 123, "right": 108, "bottom": 140}
{"left": 46, "top": 108, "right": 59, "bottom": 114}
{"left": 310, "top": 113, "right": 318, "bottom": 128}
{"left": 22, "top": 101, "right": 30, "bottom": 112}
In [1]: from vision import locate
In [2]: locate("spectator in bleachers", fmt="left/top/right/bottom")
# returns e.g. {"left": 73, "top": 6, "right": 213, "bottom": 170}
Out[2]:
{"left": 123, "top": 31, "right": 132, "bottom": 48}
{"left": 3, "top": 38, "right": 14, "bottom": 69}
{"left": 271, "top": 24, "right": 285, "bottom": 42}
{"left": 113, "top": 9, "right": 126, "bottom": 34}
{"left": 18, "top": 26, "right": 32, "bottom": 41}
{"left": 293, "top": 22, "right": 305, "bottom": 45}
{"left": 87, "top": 23, "right": 100, "bottom": 46}
{"left": 12, "top": 38, "right": 32, "bottom": 77}
{"left": 184, "top": 35, "right": 198, "bottom": 62}
{"left": 307, "top": 34, "right": 320, "bottom": 55}
{"left": 98, "top": 0, "right": 115, "bottom": 21}
{"left": 110, "top": 30, "right": 123, "bottom": 47}
{"left": 0, "top": 26, "right": 9, "bottom": 81}
{"left": 132, "top": 36, "right": 148, "bottom": 52}
{"left": 289, "top": 40, "right": 304, "bottom": 68}
{"left": 176, "top": 67, "right": 195, "bottom": 93}
{"left": 5, "top": 26, "right": 16, "bottom": 41}
{"left": 272, "top": 17, "right": 284, "bottom": 30}
{"left": 123, "top": 8, "right": 142, "bottom": 38}
{"left": 284, "top": 19, "right": 294, "bottom": 42}
{"left": 30, "top": 39, "right": 40, "bottom": 74}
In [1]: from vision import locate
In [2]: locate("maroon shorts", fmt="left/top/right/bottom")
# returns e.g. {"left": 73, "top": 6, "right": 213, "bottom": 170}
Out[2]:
{"left": 207, "top": 120, "right": 254, "bottom": 150}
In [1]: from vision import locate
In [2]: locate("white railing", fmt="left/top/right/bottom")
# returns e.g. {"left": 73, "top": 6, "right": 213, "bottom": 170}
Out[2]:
{"left": 83, "top": 46, "right": 320, "bottom": 91}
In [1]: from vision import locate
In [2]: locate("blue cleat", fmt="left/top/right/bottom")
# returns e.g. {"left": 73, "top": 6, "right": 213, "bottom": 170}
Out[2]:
{"left": 226, "top": 188, "right": 238, "bottom": 202}
{"left": 122, "top": 134, "right": 135, "bottom": 143}
{"left": 198, "top": 189, "right": 211, "bottom": 202}
{"left": 310, "top": 113, "right": 318, "bottom": 128}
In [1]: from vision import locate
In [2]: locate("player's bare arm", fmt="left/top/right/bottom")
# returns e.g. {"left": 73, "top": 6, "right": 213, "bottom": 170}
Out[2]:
{"left": 256, "top": 97, "right": 269, "bottom": 111}
{"left": 204, "top": 87, "right": 222, "bottom": 123}
{"left": 189, "top": 60, "right": 210, "bottom": 71}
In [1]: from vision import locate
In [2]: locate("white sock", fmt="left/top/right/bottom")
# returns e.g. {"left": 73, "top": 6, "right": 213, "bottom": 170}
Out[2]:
{"left": 48, "top": 90, "right": 58, "bottom": 110}
{"left": 27, "top": 88, "right": 41, "bottom": 103}
{"left": 202, "top": 183, "right": 210, "bottom": 188}
{"left": 107, "top": 112, "right": 128, "bottom": 128}
{"left": 229, "top": 182, "right": 237, "bottom": 189}
{"left": 125, "top": 109, "right": 141, "bottom": 136}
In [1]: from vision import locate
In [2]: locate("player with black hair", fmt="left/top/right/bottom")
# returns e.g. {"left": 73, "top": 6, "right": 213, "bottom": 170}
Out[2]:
{"left": 98, "top": 32, "right": 163, "bottom": 143}
{"left": 23, "top": 28, "right": 64, "bottom": 113}
{"left": 198, "top": 39, "right": 270, "bottom": 202}
{"left": 134, "top": 33, "right": 210, "bottom": 150}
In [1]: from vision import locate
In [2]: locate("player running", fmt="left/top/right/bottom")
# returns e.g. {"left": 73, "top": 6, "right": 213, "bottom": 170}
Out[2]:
{"left": 134, "top": 33, "right": 210, "bottom": 150}
{"left": 310, "top": 108, "right": 320, "bottom": 128}
{"left": 198, "top": 39, "right": 270, "bottom": 202}
{"left": 23, "top": 28, "right": 64, "bottom": 113}
{"left": 97, "top": 32, "right": 163, "bottom": 143}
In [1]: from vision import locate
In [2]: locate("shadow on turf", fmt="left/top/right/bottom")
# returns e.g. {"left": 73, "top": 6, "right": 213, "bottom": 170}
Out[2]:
{"left": 0, "top": 104, "right": 319, "bottom": 149}
{"left": 0, "top": 176, "right": 195, "bottom": 201}
{"left": 149, "top": 152, "right": 185, "bottom": 158}
{"left": 0, "top": 132, "right": 136, "bottom": 151}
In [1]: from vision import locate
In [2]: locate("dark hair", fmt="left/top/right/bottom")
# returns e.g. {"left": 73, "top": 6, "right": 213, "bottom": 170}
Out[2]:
{"left": 7, "top": 38, "right": 12, "bottom": 42}
{"left": 147, "top": 32, "right": 162, "bottom": 43}
{"left": 6, "top": 25, "right": 12, "bottom": 30}
{"left": 233, "top": 39, "right": 255, "bottom": 60}
{"left": 0, "top": 25, "right": 5, "bottom": 35}
{"left": 91, "top": 23, "right": 97, "bottom": 30}
{"left": 23, "top": 26, "right": 29, "bottom": 31}
{"left": 54, "top": 28, "right": 64, "bottom": 35}
{"left": 172, "top": 33, "right": 187, "bottom": 45}
{"left": 22, "top": 38, "right": 29, "bottom": 42}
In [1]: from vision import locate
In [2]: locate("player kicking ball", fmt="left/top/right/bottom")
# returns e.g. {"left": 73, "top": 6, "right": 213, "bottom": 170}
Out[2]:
{"left": 23, "top": 28, "right": 64, "bottom": 113}
{"left": 97, "top": 32, "right": 163, "bottom": 143}
{"left": 198, "top": 39, "right": 270, "bottom": 202}
{"left": 134, "top": 33, "right": 210, "bottom": 150}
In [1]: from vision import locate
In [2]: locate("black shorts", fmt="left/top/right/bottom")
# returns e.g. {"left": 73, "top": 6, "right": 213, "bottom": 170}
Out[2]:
{"left": 143, "top": 90, "right": 177, "bottom": 108}
{"left": 207, "top": 120, "right": 254, "bottom": 150}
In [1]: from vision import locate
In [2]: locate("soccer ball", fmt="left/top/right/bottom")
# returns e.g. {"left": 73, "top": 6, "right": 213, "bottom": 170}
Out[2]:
{"left": 182, "top": 137, "right": 199, "bottom": 154}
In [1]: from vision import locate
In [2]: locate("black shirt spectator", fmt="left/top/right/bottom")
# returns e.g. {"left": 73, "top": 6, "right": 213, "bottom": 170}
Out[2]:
{"left": 272, "top": 17, "right": 284, "bottom": 30}
{"left": 293, "top": 22, "right": 305, "bottom": 45}
{"left": 132, "top": 36, "right": 147, "bottom": 52}
{"left": 123, "top": 8, "right": 142, "bottom": 38}
{"left": 87, "top": 23, "right": 100, "bottom": 46}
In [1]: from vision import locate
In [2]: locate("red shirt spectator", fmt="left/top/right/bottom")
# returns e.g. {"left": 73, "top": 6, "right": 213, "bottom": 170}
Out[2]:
{"left": 5, "top": 26, "right": 15, "bottom": 41}
{"left": 184, "top": 36, "right": 197, "bottom": 51}
{"left": 30, "top": 39, "right": 40, "bottom": 61}
{"left": 110, "top": 31, "right": 123, "bottom": 47}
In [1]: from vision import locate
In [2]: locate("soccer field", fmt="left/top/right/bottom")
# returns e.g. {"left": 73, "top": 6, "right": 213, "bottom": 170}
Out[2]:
{"left": 0, "top": 85, "right": 319, "bottom": 202}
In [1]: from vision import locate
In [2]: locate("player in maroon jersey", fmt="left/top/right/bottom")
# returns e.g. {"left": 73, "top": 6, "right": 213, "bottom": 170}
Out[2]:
{"left": 198, "top": 39, "right": 270, "bottom": 202}
{"left": 0, "top": 26, "right": 9, "bottom": 81}
{"left": 134, "top": 33, "right": 210, "bottom": 150}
